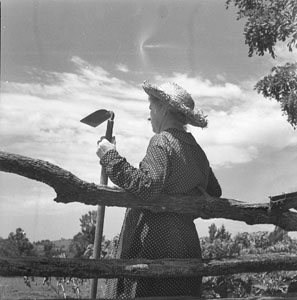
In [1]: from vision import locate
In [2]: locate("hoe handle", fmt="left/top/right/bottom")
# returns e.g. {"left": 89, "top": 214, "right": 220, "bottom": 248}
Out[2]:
{"left": 90, "top": 118, "right": 114, "bottom": 299}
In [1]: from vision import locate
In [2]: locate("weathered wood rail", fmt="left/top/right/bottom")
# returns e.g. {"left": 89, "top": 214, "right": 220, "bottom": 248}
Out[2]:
{"left": 1, "top": 254, "right": 297, "bottom": 278}
{"left": 1, "top": 151, "right": 297, "bottom": 300}
{"left": 1, "top": 151, "right": 297, "bottom": 230}
{"left": 34, "top": 295, "right": 297, "bottom": 300}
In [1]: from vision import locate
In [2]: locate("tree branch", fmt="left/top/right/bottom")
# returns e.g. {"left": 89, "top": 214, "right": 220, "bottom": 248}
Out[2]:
{"left": 1, "top": 151, "right": 297, "bottom": 231}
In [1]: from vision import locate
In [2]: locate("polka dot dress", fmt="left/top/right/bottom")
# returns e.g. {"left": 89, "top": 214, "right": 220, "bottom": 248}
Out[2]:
{"left": 100, "top": 128, "right": 222, "bottom": 298}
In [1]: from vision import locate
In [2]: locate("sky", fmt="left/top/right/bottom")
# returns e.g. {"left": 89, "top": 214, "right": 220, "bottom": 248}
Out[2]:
{"left": 1, "top": 0, "right": 297, "bottom": 242}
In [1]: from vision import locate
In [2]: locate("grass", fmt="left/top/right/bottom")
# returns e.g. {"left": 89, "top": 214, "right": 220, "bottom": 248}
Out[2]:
{"left": 0, "top": 276, "right": 106, "bottom": 299}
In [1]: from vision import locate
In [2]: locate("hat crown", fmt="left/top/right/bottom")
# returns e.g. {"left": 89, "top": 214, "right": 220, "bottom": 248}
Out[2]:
{"left": 159, "top": 82, "right": 194, "bottom": 110}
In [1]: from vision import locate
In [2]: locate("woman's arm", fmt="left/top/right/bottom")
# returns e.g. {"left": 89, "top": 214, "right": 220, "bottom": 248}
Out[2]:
{"left": 100, "top": 136, "right": 170, "bottom": 201}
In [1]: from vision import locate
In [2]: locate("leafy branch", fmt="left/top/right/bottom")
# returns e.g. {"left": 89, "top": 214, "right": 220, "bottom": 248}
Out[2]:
{"left": 226, "top": 0, "right": 297, "bottom": 129}
{"left": 226, "top": 0, "right": 297, "bottom": 58}
{"left": 255, "top": 62, "right": 297, "bottom": 128}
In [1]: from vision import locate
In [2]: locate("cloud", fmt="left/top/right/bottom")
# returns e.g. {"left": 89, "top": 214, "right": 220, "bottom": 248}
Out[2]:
{"left": 197, "top": 92, "right": 296, "bottom": 167}
{"left": 2, "top": 56, "right": 296, "bottom": 172}
{"left": 154, "top": 73, "right": 244, "bottom": 112}
{"left": 0, "top": 57, "right": 154, "bottom": 189}
{"left": 2, "top": 57, "right": 143, "bottom": 103}
{"left": 155, "top": 73, "right": 243, "bottom": 99}
{"left": 116, "top": 64, "right": 129, "bottom": 73}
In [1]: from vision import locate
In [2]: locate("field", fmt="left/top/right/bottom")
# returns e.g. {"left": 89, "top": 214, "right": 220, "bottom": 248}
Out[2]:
{"left": 0, "top": 276, "right": 106, "bottom": 299}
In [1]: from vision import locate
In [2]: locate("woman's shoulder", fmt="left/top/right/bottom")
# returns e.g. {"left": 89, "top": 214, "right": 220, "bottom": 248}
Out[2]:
{"left": 149, "top": 131, "right": 172, "bottom": 148}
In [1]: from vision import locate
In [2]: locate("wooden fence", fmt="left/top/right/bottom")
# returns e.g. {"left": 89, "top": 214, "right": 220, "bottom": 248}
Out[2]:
{"left": 1, "top": 151, "right": 297, "bottom": 300}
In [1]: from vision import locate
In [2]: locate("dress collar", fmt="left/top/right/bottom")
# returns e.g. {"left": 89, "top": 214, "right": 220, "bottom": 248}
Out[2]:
{"left": 164, "top": 128, "right": 197, "bottom": 145}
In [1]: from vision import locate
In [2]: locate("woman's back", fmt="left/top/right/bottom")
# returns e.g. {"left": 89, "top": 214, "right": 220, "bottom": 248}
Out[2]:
{"left": 157, "top": 128, "right": 210, "bottom": 195}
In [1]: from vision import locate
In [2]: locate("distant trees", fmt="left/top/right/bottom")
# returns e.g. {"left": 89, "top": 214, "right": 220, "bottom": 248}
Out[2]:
{"left": 34, "top": 239, "right": 57, "bottom": 257}
{"left": 80, "top": 210, "right": 97, "bottom": 244}
{"left": 0, "top": 211, "right": 117, "bottom": 259}
{"left": 0, "top": 237, "right": 18, "bottom": 257}
{"left": 68, "top": 210, "right": 97, "bottom": 258}
{"left": 201, "top": 223, "right": 297, "bottom": 298}
{"left": 0, "top": 228, "right": 35, "bottom": 257}
{"left": 201, "top": 224, "right": 240, "bottom": 260}
{"left": 0, "top": 229, "right": 69, "bottom": 258}
{"left": 68, "top": 210, "right": 118, "bottom": 258}
{"left": 41, "top": 240, "right": 55, "bottom": 257}
{"left": 226, "top": 0, "right": 297, "bottom": 128}
{"left": 69, "top": 232, "right": 90, "bottom": 258}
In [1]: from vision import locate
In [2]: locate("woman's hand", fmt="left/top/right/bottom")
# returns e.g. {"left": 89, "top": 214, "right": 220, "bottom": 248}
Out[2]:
{"left": 96, "top": 137, "right": 116, "bottom": 159}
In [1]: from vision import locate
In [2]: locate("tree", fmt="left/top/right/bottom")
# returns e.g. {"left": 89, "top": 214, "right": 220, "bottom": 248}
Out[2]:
{"left": 201, "top": 224, "right": 297, "bottom": 298}
{"left": 79, "top": 210, "right": 97, "bottom": 244}
{"left": 208, "top": 223, "right": 217, "bottom": 243}
{"left": 34, "top": 239, "right": 56, "bottom": 257}
{"left": 68, "top": 232, "right": 89, "bottom": 258}
{"left": 255, "top": 63, "right": 297, "bottom": 128}
{"left": 68, "top": 210, "right": 98, "bottom": 258}
{"left": 0, "top": 237, "right": 19, "bottom": 257}
{"left": 1, "top": 228, "right": 35, "bottom": 257}
{"left": 102, "top": 234, "right": 120, "bottom": 258}
{"left": 68, "top": 210, "right": 119, "bottom": 258}
{"left": 226, "top": 0, "right": 297, "bottom": 58}
{"left": 268, "top": 226, "right": 291, "bottom": 244}
{"left": 226, "top": 0, "right": 297, "bottom": 128}
{"left": 201, "top": 223, "right": 240, "bottom": 259}
{"left": 215, "top": 224, "right": 232, "bottom": 241}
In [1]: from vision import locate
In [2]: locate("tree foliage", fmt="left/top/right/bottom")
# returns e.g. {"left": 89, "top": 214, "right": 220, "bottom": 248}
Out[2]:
{"left": 0, "top": 228, "right": 35, "bottom": 257}
{"left": 68, "top": 232, "right": 90, "bottom": 258}
{"left": 0, "top": 237, "right": 19, "bottom": 257}
{"left": 226, "top": 0, "right": 297, "bottom": 128}
{"left": 34, "top": 239, "right": 57, "bottom": 257}
{"left": 255, "top": 62, "right": 297, "bottom": 128}
{"left": 68, "top": 211, "right": 97, "bottom": 257}
{"left": 68, "top": 210, "right": 118, "bottom": 258}
{"left": 202, "top": 223, "right": 297, "bottom": 298}
{"left": 201, "top": 224, "right": 240, "bottom": 260}
{"left": 226, "top": 0, "right": 297, "bottom": 58}
{"left": 79, "top": 210, "right": 97, "bottom": 244}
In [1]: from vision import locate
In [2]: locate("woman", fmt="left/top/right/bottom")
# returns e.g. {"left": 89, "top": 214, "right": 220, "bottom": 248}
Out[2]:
{"left": 97, "top": 81, "right": 222, "bottom": 298}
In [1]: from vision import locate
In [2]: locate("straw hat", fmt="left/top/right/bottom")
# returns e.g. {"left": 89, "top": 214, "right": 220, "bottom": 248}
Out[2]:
{"left": 142, "top": 80, "right": 208, "bottom": 128}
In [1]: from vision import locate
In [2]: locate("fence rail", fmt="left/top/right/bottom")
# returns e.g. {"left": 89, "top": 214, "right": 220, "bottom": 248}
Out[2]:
{"left": 1, "top": 254, "right": 297, "bottom": 279}
{"left": 34, "top": 295, "right": 297, "bottom": 300}
{"left": 1, "top": 151, "right": 297, "bottom": 230}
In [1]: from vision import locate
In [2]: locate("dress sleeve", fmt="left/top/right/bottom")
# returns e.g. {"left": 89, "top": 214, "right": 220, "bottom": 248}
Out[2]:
{"left": 100, "top": 135, "right": 170, "bottom": 201}
{"left": 206, "top": 167, "right": 222, "bottom": 197}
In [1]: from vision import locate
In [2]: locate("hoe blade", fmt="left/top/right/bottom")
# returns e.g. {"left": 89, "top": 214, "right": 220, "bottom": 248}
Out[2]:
{"left": 80, "top": 109, "right": 111, "bottom": 127}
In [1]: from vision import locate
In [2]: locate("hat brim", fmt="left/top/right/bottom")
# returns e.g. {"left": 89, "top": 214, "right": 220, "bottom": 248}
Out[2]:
{"left": 142, "top": 81, "right": 208, "bottom": 128}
